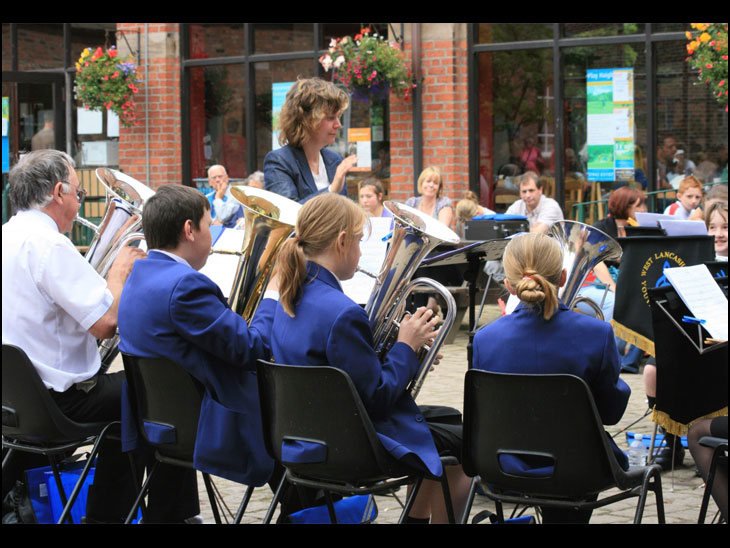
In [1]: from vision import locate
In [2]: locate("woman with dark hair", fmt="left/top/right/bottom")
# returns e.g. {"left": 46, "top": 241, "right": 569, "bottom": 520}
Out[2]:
{"left": 264, "top": 77, "right": 357, "bottom": 203}
{"left": 594, "top": 186, "right": 647, "bottom": 239}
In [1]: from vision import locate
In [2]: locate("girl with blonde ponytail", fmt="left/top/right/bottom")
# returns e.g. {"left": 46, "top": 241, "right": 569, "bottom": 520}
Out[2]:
{"left": 271, "top": 192, "right": 471, "bottom": 523}
{"left": 471, "top": 232, "right": 631, "bottom": 523}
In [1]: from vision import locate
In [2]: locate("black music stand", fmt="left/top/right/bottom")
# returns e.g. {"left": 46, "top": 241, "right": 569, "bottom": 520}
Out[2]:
{"left": 421, "top": 239, "right": 509, "bottom": 369}
{"left": 647, "top": 278, "right": 728, "bottom": 460}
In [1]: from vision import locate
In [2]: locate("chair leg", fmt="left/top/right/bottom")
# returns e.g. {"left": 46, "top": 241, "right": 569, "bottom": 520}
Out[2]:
{"left": 398, "top": 476, "right": 424, "bottom": 524}
{"left": 49, "top": 455, "right": 73, "bottom": 524}
{"left": 460, "top": 477, "right": 478, "bottom": 524}
{"left": 263, "top": 473, "right": 287, "bottom": 524}
{"left": 438, "top": 473, "right": 456, "bottom": 524}
{"left": 234, "top": 485, "right": 255, "bottom": 524}
{"left": 323, "top": 490, "right": 338, "bottom": 524}
{"left": 125, "top": 460, "right": 158, "bottom": 524}
{"left": 698, "top": 448, "right": 724, "bottom": 524}
{"left": 57, "top": 423, "right": 118, "bottom": 525}
{"left": 202, "top": 473, "right": 222, "bottom": 524}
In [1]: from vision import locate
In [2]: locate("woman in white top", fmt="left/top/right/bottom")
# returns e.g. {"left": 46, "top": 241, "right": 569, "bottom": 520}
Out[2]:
{"left": 405, "top": 167, "right": 454, "bottom": 227}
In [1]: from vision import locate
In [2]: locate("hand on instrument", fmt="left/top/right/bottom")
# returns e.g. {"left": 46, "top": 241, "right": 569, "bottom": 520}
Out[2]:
{"left": 107, "top": 245, "right": 146, "bottom": 285}
{"left": 398, "top": 306, "right": 441, "bottom": 353}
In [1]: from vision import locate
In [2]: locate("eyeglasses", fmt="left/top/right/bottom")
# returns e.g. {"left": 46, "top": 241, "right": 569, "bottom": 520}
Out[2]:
{"left": 62, "top": 182, "right": 87, "bottom": 205}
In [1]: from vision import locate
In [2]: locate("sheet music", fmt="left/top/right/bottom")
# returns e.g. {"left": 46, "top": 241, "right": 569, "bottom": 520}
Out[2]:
{"left": 199, "top": 252, "right": 240, "bottom": 299}
{"left": 213, "top": 227, "right": 246, "bottom": 252}
{"left": 635, "top": 211, "right": 675, "bottom": 227}
{"left": 659, "top": 220, "right": 708, "bottom": 237}
{"left": 663, "top": 264, "right": 728, "bottom": 341}
{"left": 341, "top": 217, "right": 392, "bottom": 304}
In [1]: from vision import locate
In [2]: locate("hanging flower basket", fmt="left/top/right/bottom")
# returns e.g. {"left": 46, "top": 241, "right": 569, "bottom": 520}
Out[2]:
{"left": 319, "top": 28, "right": 416, "bottom": 102}
{"left": 685, "top": 23, "right": 728, "bottom": 111}
{"left": 75, "top": 46, "right": 142, "bottom": 127}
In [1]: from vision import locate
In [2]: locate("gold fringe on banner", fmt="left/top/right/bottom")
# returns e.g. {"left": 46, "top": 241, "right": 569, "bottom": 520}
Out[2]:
{"left": 610, "top": 320, "right": 655, "bottom": 356}
{"left": 651, "top": 406, "right": 728, "bottom": 436}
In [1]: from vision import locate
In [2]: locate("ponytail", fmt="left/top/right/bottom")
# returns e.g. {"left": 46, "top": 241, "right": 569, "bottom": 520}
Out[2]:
{"left": 503, "top": 233, "right": 563, "bottom": 320}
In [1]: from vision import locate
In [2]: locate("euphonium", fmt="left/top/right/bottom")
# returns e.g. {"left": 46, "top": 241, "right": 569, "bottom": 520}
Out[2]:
{"left": 74, "top": 167, "right": 155, "bottom": 370}
{"left": 362, "top": 200, "right": 461, "bottom": 399}
{"left": 227, "top": 186, "right": 301, "bottom": 323}
{"left": 549, "top": 220, "right": 622, "bottom": 320}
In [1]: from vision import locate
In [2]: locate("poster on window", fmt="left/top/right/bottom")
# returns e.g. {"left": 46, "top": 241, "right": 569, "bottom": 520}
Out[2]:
{"left": 271, "top": 82, "right": 294, "bottom": 152}
{"left": 586, "top": 68, "right": 635, "bottom": 182}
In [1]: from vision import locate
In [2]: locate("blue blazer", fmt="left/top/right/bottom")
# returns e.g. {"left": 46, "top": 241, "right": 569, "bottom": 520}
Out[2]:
{"left": 118, "top": 251, "right": 275, "bottom": 486}
{"left": 472, "top": 302, "right": 630, "bottom": 470}
{"left": 263, "top": 145, "right": 347, "bottom": 203}
{"left": 270, "top": 262, "right": 443, "bottom": 477}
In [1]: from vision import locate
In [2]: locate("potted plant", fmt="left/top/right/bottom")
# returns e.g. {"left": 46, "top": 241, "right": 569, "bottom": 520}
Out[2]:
{"left": 319, "top": 27, "right": 416, "bottom": 102}
{"left": 685, "top": 23, "right": 728, "bottom": 111}
{"left": 75, "top": 46, "right": 142, "bottom": 127}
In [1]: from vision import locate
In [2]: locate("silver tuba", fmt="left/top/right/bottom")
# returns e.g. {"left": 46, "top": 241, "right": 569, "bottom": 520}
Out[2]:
{"left": 362, "top": 201, "right": 461, "bottom": 399}
{"left": 227, "top": 186, "right": 301, "bottom": 323}
{"left": 75, "top": 168, "right": 155, "bottom": 370}
{"left": 549, "top": 220, "right": 622, "bottom": 320}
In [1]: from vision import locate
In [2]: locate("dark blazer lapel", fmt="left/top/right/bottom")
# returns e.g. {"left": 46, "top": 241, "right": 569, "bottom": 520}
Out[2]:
{"left": 291, "top": 146, "right": 317, "bottom": 197}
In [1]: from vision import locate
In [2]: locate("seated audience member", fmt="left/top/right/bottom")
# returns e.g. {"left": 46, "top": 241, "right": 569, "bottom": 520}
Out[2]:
{"left": 472, "top": 232, "right": 630, "bottom": 523}
{"left": 2, "top": 150, "right": 200, "bottom": 523}
{"left": 206, "top": 164, "right": 244, "bottom": 228}
{"left": 117, "top": 184, "right": 296, "bottom": 514}
{"left": 454, "top": 190, "right": 495, "bottom": 239}
{"left": 688, "top": 183, "right": 728, "bottom": 222}
{"left": 705, "top": 200, "right": 728, "bottom": 261}
{"left": 688, "top": 416, "right": 728, "bottom": 522}
{"left": 271, "top": 192, "right": 472, "bottom": 523}
{"left": 504, "top": 171, "right": 564, "bottom": 234}
{"left": 358, "top": 177, "right": 393, "bottom": 219}
{"left": 406, "top": 166, "right": 454, "bottom": 227}
{"left": 246, "top": 170, "right": 265, "bottom": 189}
{"left": 663, "top": 176, "right": 703, "bottom": 219}
{"left": 263, "top": 77, "right": 357, "bottom": 203}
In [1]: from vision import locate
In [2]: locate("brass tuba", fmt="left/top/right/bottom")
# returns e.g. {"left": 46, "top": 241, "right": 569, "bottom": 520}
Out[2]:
{"left": 75, "top": 168, "right": 155, "bottom": 370}
{"left": 361, "top": 201, "right": 461, "bottom": 399}
{"left": 226, "top": 186, "right": 301, "bottom": 323}
{"left": 549, "top": 220, "right": 622, "bottom": 320}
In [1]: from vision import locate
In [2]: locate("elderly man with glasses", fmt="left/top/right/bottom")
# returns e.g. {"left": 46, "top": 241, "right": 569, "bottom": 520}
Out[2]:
{"left": 2, "top": 150, "right": 200, "bottom": 523}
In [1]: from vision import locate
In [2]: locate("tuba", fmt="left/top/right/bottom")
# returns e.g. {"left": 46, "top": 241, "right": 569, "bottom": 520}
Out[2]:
{"left": 75, "top": 168, "right": 155, "bottom": 370}
{"left": 549, "top": 220, "right": 622, "bottom": 320}
{"left": 361, "top": 201, "right": 461, "bottom": 399}
{"left": 226, "top": 186, "right": 301, "bottom": 323}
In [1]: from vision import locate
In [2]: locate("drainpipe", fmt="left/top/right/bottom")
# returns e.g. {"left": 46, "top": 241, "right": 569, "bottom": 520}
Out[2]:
{"left": 412, "top": 23, "right": 423, "bottom": 193}
{"left": 145, "top": 24, "right": 150, "bottom": 185}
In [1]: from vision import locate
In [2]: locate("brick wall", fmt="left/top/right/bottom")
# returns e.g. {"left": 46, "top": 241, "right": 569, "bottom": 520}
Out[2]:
{"left": 388, "top": 24, "right": 470, "bottom": 204}
{"left": 116, "top": 23, "right": 182, "bottom": 189}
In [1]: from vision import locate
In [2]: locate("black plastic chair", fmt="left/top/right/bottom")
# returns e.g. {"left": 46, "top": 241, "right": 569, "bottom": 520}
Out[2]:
{"left": 1, "top": 344, "right": 120, "bottom": 524}
{"left": 461, "top": 370, "right": 665, "bottom": 524}
{"left": 256, "top": 360, "right": 456, "bottom": 524}
{"left": 121, "top": 353, "right": 255, "bottom": 524}
{"left": 697, "top": 435, "right": 728, "bottom": 524}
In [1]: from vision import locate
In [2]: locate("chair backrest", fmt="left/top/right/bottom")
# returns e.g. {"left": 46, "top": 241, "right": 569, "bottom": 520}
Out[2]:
{"left": 256, "top": 360, "right": 407, "bottom": 485}
{"left": 121, "top": 354, "right": 204, "bottom": 462}
{"left": 462, "top": 370, "right": 619, "bottom": 499}
{"left": 2, "top": 344, "right": 105, "bottom": 445}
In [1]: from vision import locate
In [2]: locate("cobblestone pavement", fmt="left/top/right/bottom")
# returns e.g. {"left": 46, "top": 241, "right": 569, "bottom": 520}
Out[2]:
{"left": 110, "top": 301, "right": 723, "bottom": 526}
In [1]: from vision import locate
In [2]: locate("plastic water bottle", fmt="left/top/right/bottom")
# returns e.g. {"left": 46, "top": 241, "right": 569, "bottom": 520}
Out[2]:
{"left": 628, "top": 434, "right": 647, "bottom": 467}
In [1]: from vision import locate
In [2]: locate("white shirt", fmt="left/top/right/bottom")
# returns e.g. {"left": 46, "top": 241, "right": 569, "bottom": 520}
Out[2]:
{"left": 2, "top": 209, "right": 113, "bottom": 391}
{"left": 505, "top": 194, "right": 564, "bottom": 229}
{"left": 311, "top": 153, "right": 330, "bottom": 191}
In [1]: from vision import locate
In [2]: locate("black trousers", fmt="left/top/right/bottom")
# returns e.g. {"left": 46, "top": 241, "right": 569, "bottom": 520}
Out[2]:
{"left": 46, "top": 371, "right": 200, "bottom": 523}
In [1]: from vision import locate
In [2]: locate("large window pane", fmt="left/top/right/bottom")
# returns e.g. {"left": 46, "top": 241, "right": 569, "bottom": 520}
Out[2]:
{"left": 189, "top": 64, "right": 247, "bottom": 181}
{"left": 655, "top": 40, "right": 728, "bottom": 187}
{"left": 188, "top": 24, "right": 244, "bottom": 59}
{"left": 563, "top": 23, "right": 644, "bottom": 37}
{"left": 254, "top": 24, "right": 314, "bottom": 54}
{"left": 477, "top": 24, "right": 552, "bottom": 44}
{"left": 477, "top": 48, "right": 554, "bottom": 210}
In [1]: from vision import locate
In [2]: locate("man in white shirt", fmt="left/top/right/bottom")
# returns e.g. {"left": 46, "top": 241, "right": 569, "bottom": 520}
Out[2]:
{"left": 2, "top": 150, "right": 198, "bottom": 523}
{"left": 505, "top": 171, "right": 565, "bottom": 233}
